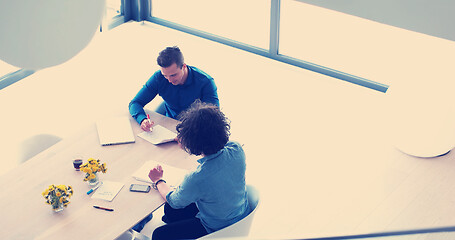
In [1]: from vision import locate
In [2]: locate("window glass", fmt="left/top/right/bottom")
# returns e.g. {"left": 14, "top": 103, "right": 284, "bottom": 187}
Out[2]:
{"left": 152, "top": 0, "right": 270, "bottom": 49}
{"left": 280, "top": 1, "right": 396, "bottom": 86}
{"left": 0, "top": 60, "right": 19, "bottom": 77}
{"left": 106, "top": 0, "right": 122, "bottom": 19}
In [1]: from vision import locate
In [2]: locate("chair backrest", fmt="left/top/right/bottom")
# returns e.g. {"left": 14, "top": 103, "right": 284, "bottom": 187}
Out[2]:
{"left": 18, "top": 134, "right": 62, "bottom": 163}
{"left": 199, "top": 184, "right": 260, "bottom": 239}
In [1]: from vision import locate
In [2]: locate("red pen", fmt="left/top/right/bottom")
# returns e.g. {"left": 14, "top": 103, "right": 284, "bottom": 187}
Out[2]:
{"left": 93, "top": 205, "right": 114, "bottom": 211}
{"left": 147, "top": 114, "right": 153, "bottom": 131}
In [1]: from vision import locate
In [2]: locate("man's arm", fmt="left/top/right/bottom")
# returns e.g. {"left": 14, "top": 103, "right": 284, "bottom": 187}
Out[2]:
{"left": 201, "top": 78, "right": 220, "bottom": 107}
{"left": 128, "top": 75, "right": 159, "bottom": 124}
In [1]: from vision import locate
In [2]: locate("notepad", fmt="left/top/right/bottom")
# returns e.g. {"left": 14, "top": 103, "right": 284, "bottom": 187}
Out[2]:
{"left": 137, "top": 125, "right": 177, "bottom": 145}
{"left": 91, "top": 181, "right": 124, "bottom": 201}
{"left": 96, "top": 116, "right": 135, "bottom": 146}
{"left": 132, "top": 160, "right": 190, "bottom": 187}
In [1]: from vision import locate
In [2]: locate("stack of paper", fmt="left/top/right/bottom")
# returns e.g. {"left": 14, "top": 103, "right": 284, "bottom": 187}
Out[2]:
{"left": 132, "top": 160, "right": 190, "bottom": 187}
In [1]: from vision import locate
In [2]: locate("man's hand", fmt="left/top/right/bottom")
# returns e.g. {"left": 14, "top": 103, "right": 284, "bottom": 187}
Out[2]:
{"left": 149, "top": 165, "right": 164, "bottom": 182}
{"left": 140, "top": 118, "right": 155, "bottom": 131}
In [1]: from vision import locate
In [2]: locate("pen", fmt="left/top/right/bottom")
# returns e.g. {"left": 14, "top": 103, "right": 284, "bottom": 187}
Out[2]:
{"left": 86, "top": 182, "right": 103, "bottom": 195}
{"left": 147, "top": 114, "right": 153, "bottom": 131}
{"left": 93, "top": 205, "right": 114, "bottom": 211}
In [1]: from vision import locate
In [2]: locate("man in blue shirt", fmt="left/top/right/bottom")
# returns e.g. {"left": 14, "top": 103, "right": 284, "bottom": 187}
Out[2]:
{"left": 129, "top": 46, "right": 219, "bottom": 131}
{"left": 148, "top": 101, "right": 249, "bottom": 240}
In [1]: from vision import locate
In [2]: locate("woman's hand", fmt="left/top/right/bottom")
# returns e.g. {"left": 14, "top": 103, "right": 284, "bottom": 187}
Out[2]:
{"left": 149, "top": 165, "right": 172, "bottom": 200}
{"left": 148, "top": 165, "right": 164, "bottom": 182}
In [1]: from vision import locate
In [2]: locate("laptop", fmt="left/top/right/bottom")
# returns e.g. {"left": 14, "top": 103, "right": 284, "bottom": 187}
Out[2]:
{"left": 96, "top": 116, "right": 135, "bottom": 146}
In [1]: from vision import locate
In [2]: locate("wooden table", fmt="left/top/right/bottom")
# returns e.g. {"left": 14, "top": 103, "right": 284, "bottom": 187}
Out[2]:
{"left": 0, "top": 111, "right": 198, "bottom": 240}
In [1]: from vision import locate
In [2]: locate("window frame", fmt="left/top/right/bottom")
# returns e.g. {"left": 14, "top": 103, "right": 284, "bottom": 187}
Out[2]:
{"left": 144, "top": 0, "right": 388, "bottom": 93}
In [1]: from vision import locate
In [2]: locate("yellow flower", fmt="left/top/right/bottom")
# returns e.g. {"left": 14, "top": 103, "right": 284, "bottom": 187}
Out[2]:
{"left": 67, "top": 186, "right": 73, "bottom": 196}
{"left": 43, "top": 184, "right": 72, "bottom": 208}
{"left": 79, "top": 158, "right": 107, "bottom": 183}
{"left": 42, "top": 189, "right": 49, "bottom": 197}
{"left": 100, "top": 163, "right": 107, "bottom": 173}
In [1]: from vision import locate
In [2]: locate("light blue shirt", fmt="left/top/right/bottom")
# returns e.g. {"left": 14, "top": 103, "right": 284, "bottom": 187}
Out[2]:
{"left": 166, "top": 141, "right": 250, "bottom": 233}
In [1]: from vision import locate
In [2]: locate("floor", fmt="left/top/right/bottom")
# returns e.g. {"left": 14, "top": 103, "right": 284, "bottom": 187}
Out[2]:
{"left": 0, "top": 21, "right": 384, "bottom": 238}
{"left": 3, "top": 21, "right": 454, "bottom": 239}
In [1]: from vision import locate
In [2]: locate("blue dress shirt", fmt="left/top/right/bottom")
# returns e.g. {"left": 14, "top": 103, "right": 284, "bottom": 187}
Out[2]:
{"left": 129, "top": 65, "right": 219, "bottom": 123}
{"left": 166, "top": 141, "right": 250, "bottom": 233}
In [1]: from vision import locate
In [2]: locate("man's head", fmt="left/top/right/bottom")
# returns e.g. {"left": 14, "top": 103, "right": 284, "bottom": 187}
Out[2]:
{"left": 157, "top": 46, "right": 184, "bottom": 68}
{"left": 157, "top": 46, "right": 187, "bottom": 85}
{"left": 176, "top": 100, "right": 231, "bottom": 156}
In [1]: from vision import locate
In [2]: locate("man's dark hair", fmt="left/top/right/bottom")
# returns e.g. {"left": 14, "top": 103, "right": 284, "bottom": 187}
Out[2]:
{"left": 157, "top": 46, "right": 184, "bottom": 68}
{"left": 176, "top": 100, "right": 230, "bottom": 156}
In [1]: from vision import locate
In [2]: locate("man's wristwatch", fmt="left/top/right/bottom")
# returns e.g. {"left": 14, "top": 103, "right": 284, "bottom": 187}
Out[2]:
{"left": 152, "top": 179, "right": 166, "bottom": 190}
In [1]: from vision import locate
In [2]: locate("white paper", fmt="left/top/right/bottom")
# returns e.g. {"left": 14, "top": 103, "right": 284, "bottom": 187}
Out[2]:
{"left": 137, "top": 125, "right": 177, "bottom": 145}
{"left": 132, "top": 160, "right": 190, "bottom": 187}
{"left": 91, "top": 181, "right": 124, "bottom": 202}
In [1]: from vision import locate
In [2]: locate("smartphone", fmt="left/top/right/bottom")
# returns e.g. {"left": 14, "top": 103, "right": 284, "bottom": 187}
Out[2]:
{"left": 129, "top": 184, "right": 151, "bottom": 193}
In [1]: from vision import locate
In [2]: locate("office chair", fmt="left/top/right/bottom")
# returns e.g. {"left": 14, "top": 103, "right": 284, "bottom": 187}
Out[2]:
{"left": 18, "top": 134, "right": 62, "bottom": 163}
{"left": 198, "top": 184, "right": 260, "bottom": 239}
{"left": 117, "top": 185, "right": 259, "bottom": 240}
{"left": 116, "top": 229, "right": 151, "bottom": 240}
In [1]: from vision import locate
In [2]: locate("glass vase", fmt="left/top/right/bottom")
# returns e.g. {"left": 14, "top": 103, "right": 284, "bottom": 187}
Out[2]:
{"left": 53, "top": 202, "right": 64, "bottom": 212}
{"left": 88, "top": 173, "right": 99, "bottom": 186}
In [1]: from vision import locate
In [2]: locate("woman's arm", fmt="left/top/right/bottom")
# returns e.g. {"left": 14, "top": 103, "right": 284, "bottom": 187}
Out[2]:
{"left": 148, "top": 165, "right": 171, "bottom": 201}
{"left": 156, "top": 181, "right": 172, "bottom": 201}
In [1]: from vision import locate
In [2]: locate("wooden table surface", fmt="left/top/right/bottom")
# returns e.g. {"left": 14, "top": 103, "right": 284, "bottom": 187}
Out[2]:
{"left": 0, "top": 111, "right": 198, "bottom": 240}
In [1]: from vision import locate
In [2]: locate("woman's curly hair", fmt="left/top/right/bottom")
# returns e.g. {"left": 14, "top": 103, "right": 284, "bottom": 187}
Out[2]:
{"left": 176, "top": 100, "right": 230, "bottom": 156}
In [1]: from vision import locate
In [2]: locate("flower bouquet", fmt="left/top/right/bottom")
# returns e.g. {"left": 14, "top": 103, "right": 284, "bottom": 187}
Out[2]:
{"left": 80, "top": 158, "right": 107, "bottom": 186}
{"left": 42, "top": 184, "right": 73, "bottom": 212}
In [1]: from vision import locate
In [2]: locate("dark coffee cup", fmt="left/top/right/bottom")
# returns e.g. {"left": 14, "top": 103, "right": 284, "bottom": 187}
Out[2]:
{"left": 73, "top": 159, "right": 83, "bottom": 170}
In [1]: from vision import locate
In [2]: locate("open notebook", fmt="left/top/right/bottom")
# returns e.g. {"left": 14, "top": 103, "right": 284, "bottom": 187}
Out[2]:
{"left": 137, "top": 125, "right": 177, "bottom": 145}
{"left": 96, "top": 116, "right": 135, "bottom": 146}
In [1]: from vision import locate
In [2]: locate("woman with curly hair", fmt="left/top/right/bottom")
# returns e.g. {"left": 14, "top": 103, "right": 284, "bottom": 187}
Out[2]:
{"left": 146, "top": 100, "right": 249, "bottom": 240}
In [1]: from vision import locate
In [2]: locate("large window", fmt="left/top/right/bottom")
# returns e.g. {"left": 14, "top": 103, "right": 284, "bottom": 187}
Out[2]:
{"left": 148, "top": 0, "right": 388, "bottom": 92}
{"left": 152, "top": 0, "right": 271, "bottom": 49}
{"left": 280, "top": 1, "right": 394, "bottom": 86}
{"left": 2, "top": 0, "right": 395, "bottom": 92}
